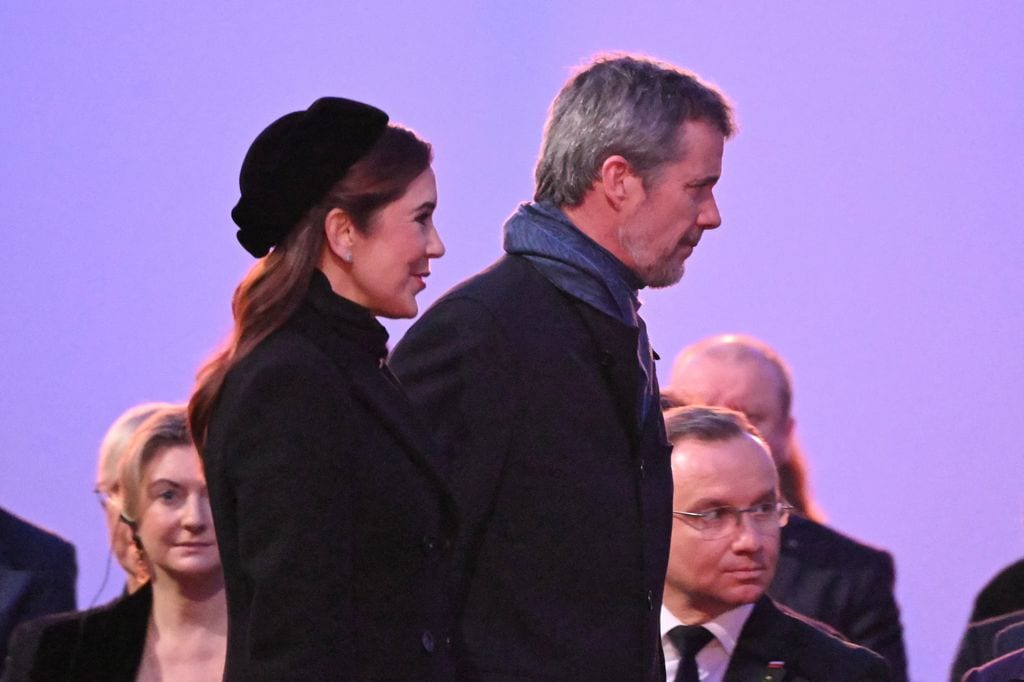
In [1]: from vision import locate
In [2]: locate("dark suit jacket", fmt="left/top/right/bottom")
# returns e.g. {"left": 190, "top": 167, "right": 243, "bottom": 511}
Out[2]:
{"left": 997, "top": 623, "right": 1024, "bottom": 659}
{"left": 724, "top": 596, "right": 891, "bottom": 682}
{"left": 204, "top": 272, "right": 460, "bottom": 681}
{"left": 971, "top": 558, "right": 1024, "bottom": 622}
{"left": 951, "top": 610, "right": 1024, "bottom": 682}
{"left": 770, "top": 515, "right": 907, "bottom": 680}
{"left": 1, "top": 583, "right": 150, "bottom": 682}
{"left": 391, "top": 255, "right": 674, "bottom": 680}
{"left": 962, "top": 647, "right": 1024, "bottom": 682}
{"left": 0, "top": 508, "right": 77, "bottom": 673}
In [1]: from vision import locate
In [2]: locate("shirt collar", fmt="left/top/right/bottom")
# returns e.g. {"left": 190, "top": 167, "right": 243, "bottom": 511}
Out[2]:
{"left": 660, "top": 602, "right": 756, "bottom": 659}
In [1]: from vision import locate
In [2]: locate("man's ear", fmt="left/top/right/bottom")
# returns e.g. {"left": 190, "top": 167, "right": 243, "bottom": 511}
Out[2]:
{"left": 783, "top": 416, "right": 796, "bottom": 442}
{"left": 323, "top": 208, "right": 356, "bottom": 263}
{"left": 598, "top": 155, "right": 645, "bottom": 210}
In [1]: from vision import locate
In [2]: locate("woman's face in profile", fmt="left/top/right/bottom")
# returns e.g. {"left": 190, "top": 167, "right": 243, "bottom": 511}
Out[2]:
{"left": 135, "top": 445, "right": 220, "bottom": 581}
{"left": 346, "top": 167, "right": 445, "bottom": 318}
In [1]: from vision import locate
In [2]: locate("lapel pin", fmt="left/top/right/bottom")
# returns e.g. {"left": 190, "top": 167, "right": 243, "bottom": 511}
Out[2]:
{"left": 761, "top": 661, "right": 786, "bottom": 681}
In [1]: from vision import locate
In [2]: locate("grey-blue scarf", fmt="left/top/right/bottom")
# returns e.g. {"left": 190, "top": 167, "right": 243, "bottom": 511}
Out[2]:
{"left": 502, "top": 201, "right": 658, "bottom": 425}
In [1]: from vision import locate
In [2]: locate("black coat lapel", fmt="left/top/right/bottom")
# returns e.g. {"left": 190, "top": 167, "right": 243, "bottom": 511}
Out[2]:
{"left": 347, "top": 360, "right": 443, "bottom": 473}
{"left": 725, "top": 598, "right": 805, "bottom": 682}
{"left": 570, "top": 299, "right": 643, "bottom": 441}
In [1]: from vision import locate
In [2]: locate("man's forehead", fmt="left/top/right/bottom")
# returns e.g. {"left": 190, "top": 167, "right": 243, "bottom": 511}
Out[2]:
{"left": 675, "top": 354, "right": 782, "bottom": 407}
{"left": 672, "top": 435, "right": 776, "bottom": 482}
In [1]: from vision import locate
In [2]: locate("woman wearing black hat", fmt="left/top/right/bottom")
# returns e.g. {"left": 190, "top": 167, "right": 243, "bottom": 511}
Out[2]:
{"left": 188, "top": 98, "right": 458, "bottom": 680}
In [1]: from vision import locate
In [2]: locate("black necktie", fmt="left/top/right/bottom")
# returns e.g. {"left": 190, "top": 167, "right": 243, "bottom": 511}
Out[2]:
{"left": 669, "top": 624, "right": 715, "bottom": 682}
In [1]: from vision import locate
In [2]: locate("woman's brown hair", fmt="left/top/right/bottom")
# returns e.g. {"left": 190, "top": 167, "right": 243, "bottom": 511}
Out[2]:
{"left": 188, "top": 125, "right": 432, "bottom": 449}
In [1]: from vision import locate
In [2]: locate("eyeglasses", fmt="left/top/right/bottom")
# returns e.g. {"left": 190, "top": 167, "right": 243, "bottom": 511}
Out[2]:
{"left": 672, "top": 501, "right": 792, "bottom": 540}
{"left": 94, "top": 485, "right": 122, "bottom": 512}
{"left": 94, "top": 487, "right": 111, "bottom": 510}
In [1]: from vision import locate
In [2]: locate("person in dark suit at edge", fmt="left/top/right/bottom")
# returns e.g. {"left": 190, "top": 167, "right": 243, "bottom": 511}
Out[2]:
{"left": 962, "top": 646, "right": 1024, "bottom": 682}
{"left": 951, "top": 609, "right": 1024, "bottom": 681}
{"left": 0, "top": 509, "right": 76, "bottom": 676}
{"left": 660, "top": 405, "right": 889, "bottom": 681}
{"left": 950, "top": 554, "right": 1024, "bottom": 680}
{"left": 969, "top": 558, "right": 1024, "bottom": 623}
{"left": 665, "top": 333, "right": 907, "bottom": 680}
{"left": 391, "top": 53, "right": 735, "bottom": 680}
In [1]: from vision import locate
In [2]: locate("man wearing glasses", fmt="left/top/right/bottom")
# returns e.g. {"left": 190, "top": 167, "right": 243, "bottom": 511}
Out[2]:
{"left": 665, "top": 334, "right": 907, "bottom": 681}
{"left": 660, "top": 405, "right": 888, "bottom": 681}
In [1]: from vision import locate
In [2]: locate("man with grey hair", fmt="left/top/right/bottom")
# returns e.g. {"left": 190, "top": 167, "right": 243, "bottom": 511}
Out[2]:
{"left": 666, "top": 334, "right": 908, "bottom": 680}
{"left": 392, "top": 53, "right": 734, "bottom": 679}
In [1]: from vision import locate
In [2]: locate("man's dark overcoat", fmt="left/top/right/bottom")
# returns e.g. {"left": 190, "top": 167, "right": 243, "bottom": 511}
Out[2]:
{"left": 391, "top": 254, "right": 673, "bottom": 681}
{"left": 203, "top": 271, "right": 460, "bottom": 681}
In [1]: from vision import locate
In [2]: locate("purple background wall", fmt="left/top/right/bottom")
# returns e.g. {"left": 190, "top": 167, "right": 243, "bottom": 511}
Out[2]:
{"left": 2, "top": 4, "right": 1021, "bottom": 679}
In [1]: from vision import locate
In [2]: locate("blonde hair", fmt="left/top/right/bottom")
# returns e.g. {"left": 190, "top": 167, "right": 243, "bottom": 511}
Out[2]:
{"left": 118, "top": 405, "right": 192, "bottom": 525}
{"left": 96, "top": 402, "right": 177, "bottom": 492}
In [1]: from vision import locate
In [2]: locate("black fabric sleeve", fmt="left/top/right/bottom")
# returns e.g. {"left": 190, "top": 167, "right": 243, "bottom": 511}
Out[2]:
{"left": 217, "top": 359, "right": 358, "bottom": 681}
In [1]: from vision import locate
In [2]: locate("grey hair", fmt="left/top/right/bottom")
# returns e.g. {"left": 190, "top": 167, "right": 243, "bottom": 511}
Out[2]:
{"left": 534, "top": 53, "right": 735, "bottom": 207}
{"left": 662, "top": 405, "right": 760, "bottom": 446}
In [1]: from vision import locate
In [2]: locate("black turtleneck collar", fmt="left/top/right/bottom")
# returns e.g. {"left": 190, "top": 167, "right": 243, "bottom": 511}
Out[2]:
{"left": 304, "top": 269, "right": 390, "bottom": 361}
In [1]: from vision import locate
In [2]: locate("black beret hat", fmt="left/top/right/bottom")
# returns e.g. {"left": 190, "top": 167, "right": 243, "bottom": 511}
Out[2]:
{"left": 231, "top": 97, "right": 389, "bottom": 258}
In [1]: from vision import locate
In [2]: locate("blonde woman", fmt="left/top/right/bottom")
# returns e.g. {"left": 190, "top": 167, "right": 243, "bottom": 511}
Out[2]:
{"left": 4, "top": 405, "right": 226, "bottom": 681}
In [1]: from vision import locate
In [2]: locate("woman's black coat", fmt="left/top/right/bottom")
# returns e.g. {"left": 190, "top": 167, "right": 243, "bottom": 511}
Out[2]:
{"left": 203, "top": 271, "right": 459, "bottom": 681}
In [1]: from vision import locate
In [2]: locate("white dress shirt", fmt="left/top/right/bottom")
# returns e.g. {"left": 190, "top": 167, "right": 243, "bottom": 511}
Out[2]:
{"left": 661, "top": 603, "right": 755, "bottom": 682}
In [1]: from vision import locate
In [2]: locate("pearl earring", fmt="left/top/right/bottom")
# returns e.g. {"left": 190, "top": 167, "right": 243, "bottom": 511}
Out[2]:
{"left": 343, "top": 252, "right": 353, "bottom": 264}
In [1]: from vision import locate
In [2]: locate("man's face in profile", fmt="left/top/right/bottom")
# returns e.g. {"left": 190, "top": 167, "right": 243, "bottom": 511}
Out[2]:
{"left": 618, "top": 119, "right": 725, "bottom": 288}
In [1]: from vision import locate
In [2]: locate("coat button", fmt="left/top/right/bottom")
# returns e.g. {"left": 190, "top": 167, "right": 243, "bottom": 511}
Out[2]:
{"left": 639, "top": 458, "right": 646, "bottom": 478}
{"left": 646, "top": 590, "right": 654, "bottom": 611}
{"left": 600, "top": 351, "right": 615, "bottom": 367}
{"left": 444, "top": 635, "right": 453, "bottom": 650}
{"left": 421, "top": 631, "right": 436, "bottom": 653}
{"left": 422, "top": 535, "right": 437, "bottom": 552}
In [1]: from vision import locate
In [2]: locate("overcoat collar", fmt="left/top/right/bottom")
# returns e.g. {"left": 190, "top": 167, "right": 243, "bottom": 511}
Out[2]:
{"left": 295, "top": 272, "right": 450, "bottom": 490}
{"left": 568, "top": 296, "right": 655, "bottom": 443}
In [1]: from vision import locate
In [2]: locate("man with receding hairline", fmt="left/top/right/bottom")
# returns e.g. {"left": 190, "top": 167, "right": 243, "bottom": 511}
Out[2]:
{"left": 666, "top": 334, "right": 907, "bottom": 680}
{"left": 392, "top": 53, "right": 734, "bottom": 679}
{"left": 660, "top": 405, "right": 889, "bottom": 681}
